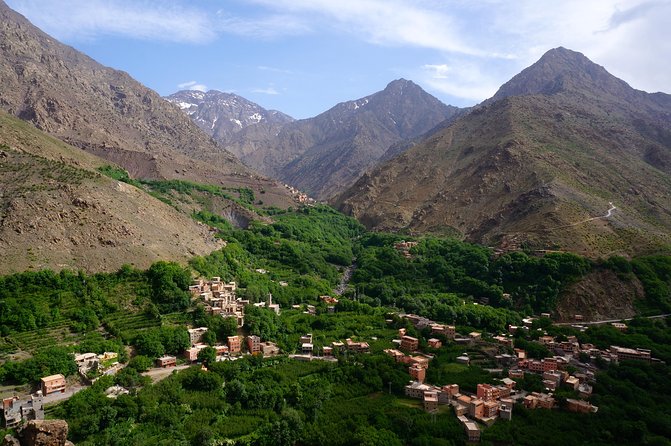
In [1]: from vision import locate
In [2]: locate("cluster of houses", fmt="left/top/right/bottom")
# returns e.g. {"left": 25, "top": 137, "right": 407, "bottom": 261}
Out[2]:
{"left": 384, "top": 329, "right": 438, "bottom": 382}
{"left": 189, "top": 278, "right": 246, "bottom": 327}
{"left": 2, "top": 392, "right": 44, "bottom": 429}
{"left": 252, "top": 293, "right": 281, "bottom": 314}
{"left": 291, "top": 333, "right": 370, "bottom": 361}
{"left": 156, "top": 326, "right": 281, "bottom": 368}
{"left": 403, "top": 381, "right": 516, "bottom": 442}
{"left": 283, "top": 184, "right": 313, "bottom": 204}
{"left": 394, "top": 313, "right": 616, "bottom": 442}
{"left": 2, "top": 374, "right": 70, "bottom": 428}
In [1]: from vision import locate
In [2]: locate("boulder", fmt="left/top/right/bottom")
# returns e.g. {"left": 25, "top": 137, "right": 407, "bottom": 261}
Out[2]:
{"left": 18, "top": 420, "right": 69, "bottom": 446}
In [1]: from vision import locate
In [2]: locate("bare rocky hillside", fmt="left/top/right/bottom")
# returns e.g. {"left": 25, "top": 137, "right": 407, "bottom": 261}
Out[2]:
{"left": 0, "top": 1, "right": 294, "bottom": 208}
{"left": 0, "top": 112, "right": 224, "bottom": 274}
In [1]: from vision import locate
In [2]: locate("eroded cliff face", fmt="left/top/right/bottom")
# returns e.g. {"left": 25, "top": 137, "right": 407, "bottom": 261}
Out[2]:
{"left": 0, "top": 112, "right": 224, "bottom": 274}
{"left": 556, "top": 269, "right": 645, "bottom": 322}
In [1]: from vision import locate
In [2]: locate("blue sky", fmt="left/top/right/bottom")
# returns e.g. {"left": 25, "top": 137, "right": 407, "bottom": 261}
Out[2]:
{"left": 6, "top": 0, "right": 671, "bottom": 118}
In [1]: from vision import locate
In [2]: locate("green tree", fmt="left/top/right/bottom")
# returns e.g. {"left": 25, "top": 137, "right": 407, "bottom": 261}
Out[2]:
{"left": 146, "top": 261, "right": 191, "bottom": 313}
{"left": 197, "top": 346, "right": 216, "bottom": 365}
{"left": 127, "top": 355, "right": 153, "bottom": 372}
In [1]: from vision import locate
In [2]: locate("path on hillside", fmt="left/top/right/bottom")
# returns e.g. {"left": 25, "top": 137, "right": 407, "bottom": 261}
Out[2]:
{"left": 334, "top": 261, "right": 357, "bottom": 296}
{"left": 142, "top": 364, "right": 191, "bottom": 383}
{"left": 554, "top": 313, "right": 671, "bottom": 326}
{"left": 550, "top": 201, "right": 617, "bottom": 230}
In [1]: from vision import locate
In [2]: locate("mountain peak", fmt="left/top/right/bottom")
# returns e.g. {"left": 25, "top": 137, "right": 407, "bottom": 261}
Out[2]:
{"left": 383, "top": 78, "right": 420, "bottom": 94}
{"left": 487, "top": 47, "right": 635, "bottom": 103}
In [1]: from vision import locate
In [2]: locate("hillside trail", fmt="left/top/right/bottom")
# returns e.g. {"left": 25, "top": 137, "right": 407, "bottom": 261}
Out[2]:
{"left": 549, "top": 202, "right": 617, "bottom": 230}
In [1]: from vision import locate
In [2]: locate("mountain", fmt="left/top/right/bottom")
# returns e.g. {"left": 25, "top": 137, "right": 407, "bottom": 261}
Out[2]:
{"left": 219, "top": 79, "right": 463, "bottom": 200}
{"left": 165, "top": 89, "right": 294, "bottom": 146}
{"left": 336, "top": 48, "right": 671, "bottom": 257}
{"left": 0, "top": 111, "right": 223, "bottom": 274}
{"left": 0, "top": 1, "right": 293, "bottom": 208}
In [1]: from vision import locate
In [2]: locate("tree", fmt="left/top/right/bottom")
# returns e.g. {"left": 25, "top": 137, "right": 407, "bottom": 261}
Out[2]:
{"left": 202, "top": 330, "right": 217, "bottom": 345}
{"left": 355, "top": 427, "right": 403, "bottom": 446}
{"left": 127, "top": 355, "right": 153, "bottom": 372}
{"left": 134, "top": 330, "right": 165, "bottom": 359}
{"left": 160, "top": 327, "right": 190, "bottom": 355}
{"left": 146, "top": 261, "right": 191, "bottom": 313}
{"left": 197, "top": 346, "right": 216, "bottom": 365}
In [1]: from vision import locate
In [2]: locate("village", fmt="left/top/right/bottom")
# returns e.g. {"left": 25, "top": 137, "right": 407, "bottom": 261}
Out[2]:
{"left": 2, "top": 276, "right": 663, "bottom": 444}
{"left": 389, "top": 312, "right": 660, "bottom": 442}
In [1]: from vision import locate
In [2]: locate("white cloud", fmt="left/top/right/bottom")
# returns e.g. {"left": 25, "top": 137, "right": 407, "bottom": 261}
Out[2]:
{"left": 422, "top": 64, "right": 450, "bottom": 79}
{"left": 217, "top": 12, "right": 310, "bottom": 39}
{"left": 7, "top": 0, "right": 670, "bottom": 101}
{"left": 420, "top": 61, "right": 501, "bottom": 102}
{"left": 251, "top": 87, "right": 280, "bottom": 95}
{"left": 242, "top": 0, "right": 671, "bottom": 100}
{"left": 178, "top": 81, "right": 208, "bottom": 92}
{"left": 245, "top": 0, "right": 490, "bottom": 56}
{"left": 258, "top": 66, "right": 293, "bottom": 74}
{"left": 7, "top": 0, "right": 216, "bottom": 43}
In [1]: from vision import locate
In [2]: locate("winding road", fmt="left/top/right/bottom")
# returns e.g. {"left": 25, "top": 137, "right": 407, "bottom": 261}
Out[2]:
{"left": 554, "top": 313, "right": 671, "bottom": 326}
{"left": 550, "top": 201, "right": 617, "bottom": 230}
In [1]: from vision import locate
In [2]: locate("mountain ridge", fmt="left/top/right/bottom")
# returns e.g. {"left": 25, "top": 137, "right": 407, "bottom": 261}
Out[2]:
{"left": 0, "top": 0, "right": 294, "bottom": 208}
{"left": 165, "top": 89, "right": 294, "bottom": 144}
{"left": 220, "top": 78, "right": 464, "bottom": 199}
{"left": 335, "top": 48, "right": 671, "bottom": 256}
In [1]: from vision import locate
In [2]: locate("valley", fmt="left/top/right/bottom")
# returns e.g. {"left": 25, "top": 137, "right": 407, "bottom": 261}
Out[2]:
{"left": 0, "top": 1, "right": 670, "bottom": 445}
{"left": 1, "top": 202, "right": 671, "bottom": 445}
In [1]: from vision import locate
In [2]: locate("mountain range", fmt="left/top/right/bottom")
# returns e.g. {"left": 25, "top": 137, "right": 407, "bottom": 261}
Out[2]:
{"left": 1, "top": 0, "right": 671, "bottom": 267}
{"left": 0, "top": 0, "right": 293, "bottom": 209}
{"left": 0, "top": 0, "right": 299, "bottom": 273}
{"left": 169, "top": 80, "right": 463, "bottom": 200}
{"left": 335, "top": 48, "right": 671, "bottom": 257}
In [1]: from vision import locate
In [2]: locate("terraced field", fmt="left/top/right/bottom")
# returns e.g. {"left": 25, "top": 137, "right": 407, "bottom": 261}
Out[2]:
{"left": 6, "top": 321, "right": 81, "bottom": 352}
{"left": 103, "top": 312, "right": 161, "bottom": 339}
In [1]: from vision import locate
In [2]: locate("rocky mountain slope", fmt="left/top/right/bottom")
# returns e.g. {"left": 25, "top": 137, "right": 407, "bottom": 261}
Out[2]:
{"left": 0, "top": 1, "right": 293, "bottom": 208}
{"left": 165, "top": 90, "right": 294, "bottom": 150}
{"left": 218, "top": 79, "right": 462, "bottom": 200}
{"left": 0, "top": 112, "right": 223, "bottom": 274}
{"left": 336, "top": 48, "right": 671, "bottom": 257}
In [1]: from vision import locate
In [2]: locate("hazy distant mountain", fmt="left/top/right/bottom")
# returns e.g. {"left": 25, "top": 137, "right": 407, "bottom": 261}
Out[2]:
{"left": 165, "top": 89, "right": 294, "bottom": 144}
{"left": 279, "top": 79, "right": 464, "bottom": 200}
{"left": 212, "top": 79, "right": 462, "bottom": 200}
{"left": 0, "top": 0, "right": 293, "bottom": 208}
{"left": 336, "top": 48, "right": 671, "bottom": 256}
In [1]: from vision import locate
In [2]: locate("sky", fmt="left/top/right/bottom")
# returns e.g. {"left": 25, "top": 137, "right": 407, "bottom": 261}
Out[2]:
{"left": 6, "top": 0, "right": 671, "bottom": 119}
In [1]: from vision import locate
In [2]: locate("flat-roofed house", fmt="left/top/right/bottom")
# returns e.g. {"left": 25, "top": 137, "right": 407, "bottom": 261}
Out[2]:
{"left": 40, "top": 374, "right": 66, "bottom": 395}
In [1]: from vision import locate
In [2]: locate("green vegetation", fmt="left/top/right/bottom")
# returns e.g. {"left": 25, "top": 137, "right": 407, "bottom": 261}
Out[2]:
{"left": 2, "top": 198, "right": 671, "bottom": 445}
{"left": 53, "top": 353, "right": 444, "bottom": 445}
{"left": 631, "top": 256, "right": 671, "bottom": 313}
{"left": 190, "top": 205, "right": 363, "bottom": 306}
{"left": 351, "top": 236, "right": 591, "bottom": 325}
{"left": 97, "top": 165, "right": 259, "bottom": 209}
